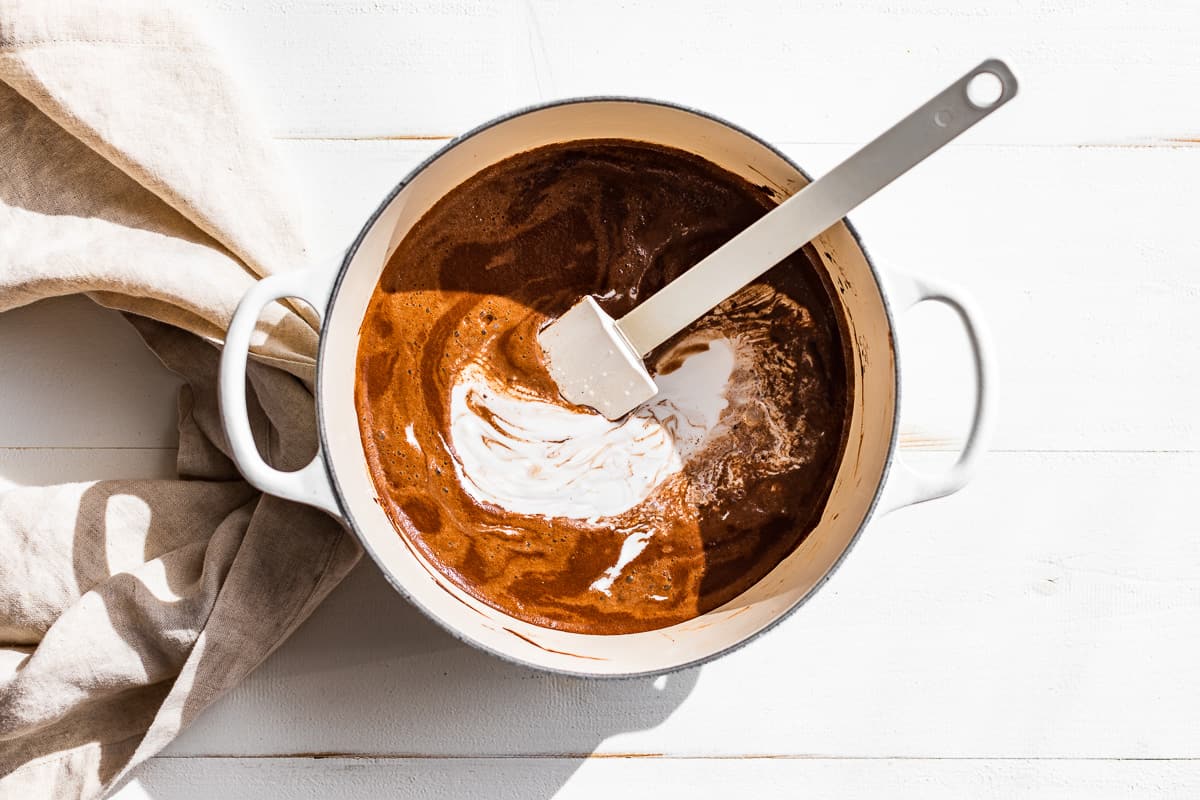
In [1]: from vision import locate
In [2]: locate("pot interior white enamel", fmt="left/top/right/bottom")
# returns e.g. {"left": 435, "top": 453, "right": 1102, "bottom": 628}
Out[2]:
{"left": 318, "top": 100, "right": 897, "bottom": 676}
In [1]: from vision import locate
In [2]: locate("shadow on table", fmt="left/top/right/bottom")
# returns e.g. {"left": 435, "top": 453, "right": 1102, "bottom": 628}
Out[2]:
{"left": 170, "top": 559, "right": 701, "bottom": 799}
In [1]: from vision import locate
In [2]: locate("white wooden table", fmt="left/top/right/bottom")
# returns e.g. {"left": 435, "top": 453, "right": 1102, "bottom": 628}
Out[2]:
{"left": 3, "top": 1, "right": 1199, "bottom": 797}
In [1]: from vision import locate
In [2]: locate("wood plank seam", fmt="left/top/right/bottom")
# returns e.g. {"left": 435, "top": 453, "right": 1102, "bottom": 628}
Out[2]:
{"left": 269, "top": 136, "right": 1200, "bottom": 148}
{"left": 0, "top": 446, "right": 179, "bottom": 451}
{"left": 154, "top": 755, "right": 1200, "bottom": 761}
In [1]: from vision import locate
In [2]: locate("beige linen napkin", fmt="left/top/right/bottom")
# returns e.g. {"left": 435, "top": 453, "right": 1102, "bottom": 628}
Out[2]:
{"left": 0, "top": 0, "right": 362, "bottom": 796}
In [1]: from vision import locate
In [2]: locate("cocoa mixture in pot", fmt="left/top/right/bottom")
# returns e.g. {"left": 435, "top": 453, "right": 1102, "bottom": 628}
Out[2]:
{"left": 355, "top": 140, "right": 850, "bottom": 634}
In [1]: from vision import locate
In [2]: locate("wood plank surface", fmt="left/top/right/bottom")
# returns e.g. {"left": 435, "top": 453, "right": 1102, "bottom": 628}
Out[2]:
{"left": 191, "top": 0, "right": 1200, "bottom": 145}
{"left": 0, "top": 444, "right": 1189, "bottom": 761}
{"left": 112, "top": 756, "right": 1200, "bottom": 800}
{"left": 160, "top": 451, "right": 1200, "bottom": 759}
{"left": 0, "top": 447, "right": 177, "bottom": 490}
{"left": 6, "top": 141, "right": 1195, "bottom": 452}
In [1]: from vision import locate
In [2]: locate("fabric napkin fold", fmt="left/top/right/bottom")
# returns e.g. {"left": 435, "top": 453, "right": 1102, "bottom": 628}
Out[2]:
{"left": 0, "top": 0, "right": 362, "bottom": 796}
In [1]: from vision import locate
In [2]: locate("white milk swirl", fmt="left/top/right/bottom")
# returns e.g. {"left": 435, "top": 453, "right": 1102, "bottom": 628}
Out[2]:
{"left": 448, "top": 339, "right": 735, "bottom": 521}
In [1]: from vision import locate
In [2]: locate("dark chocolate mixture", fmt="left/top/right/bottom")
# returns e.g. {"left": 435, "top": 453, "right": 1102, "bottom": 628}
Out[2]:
{"left": 355, "top": 140, "right": 850, "bottom": 634}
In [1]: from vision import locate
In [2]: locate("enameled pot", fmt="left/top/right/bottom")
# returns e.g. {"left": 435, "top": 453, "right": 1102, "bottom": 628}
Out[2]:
{"left": 218, "top": 98, "right": 994, "bottom": 678}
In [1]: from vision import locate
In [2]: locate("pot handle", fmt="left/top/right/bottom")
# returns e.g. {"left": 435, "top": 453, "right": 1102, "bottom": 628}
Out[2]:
{"left": 218, "top": 268, "right": 342, "bottom": 518}
{"left": 878, "top": 270, "right": 995, "bottom": 513}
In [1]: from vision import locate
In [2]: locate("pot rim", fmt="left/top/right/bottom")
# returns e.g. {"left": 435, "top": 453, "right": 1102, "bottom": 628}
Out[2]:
{"left": 315, "top": 95, "right": 904, "bottom": 679}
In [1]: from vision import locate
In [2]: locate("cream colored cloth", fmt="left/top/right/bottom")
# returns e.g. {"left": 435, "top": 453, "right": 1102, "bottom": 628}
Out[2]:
{"left": 0, "top": 1, "right": 362, "bottom": 796}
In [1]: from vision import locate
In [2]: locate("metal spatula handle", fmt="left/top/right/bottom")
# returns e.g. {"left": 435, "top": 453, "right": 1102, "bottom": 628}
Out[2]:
{"left": 618, "top": 59, "right": 1018, "bottom": 356}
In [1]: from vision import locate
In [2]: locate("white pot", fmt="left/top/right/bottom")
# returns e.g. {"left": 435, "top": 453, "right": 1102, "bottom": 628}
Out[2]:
{"left": 219, "top": 99, "right": 994, "bottom": 678}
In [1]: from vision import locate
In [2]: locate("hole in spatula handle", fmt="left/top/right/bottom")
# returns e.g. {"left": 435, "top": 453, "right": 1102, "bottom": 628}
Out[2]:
{"left": 966, "top": 70, "right": 1005, "bottom": 108}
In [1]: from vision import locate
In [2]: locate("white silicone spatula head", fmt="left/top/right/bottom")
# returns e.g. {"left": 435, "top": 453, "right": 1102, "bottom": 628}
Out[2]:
{"left": 538, "top": 295, "right": 657, "bottom": 415}
{"left": 540, "top": 59, "right": 1018, "bottom": 420}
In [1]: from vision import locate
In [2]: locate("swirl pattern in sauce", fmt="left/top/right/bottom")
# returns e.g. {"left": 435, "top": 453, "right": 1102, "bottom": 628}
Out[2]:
{"left": 355, "top": 140, "right": 849, "bottom": 634}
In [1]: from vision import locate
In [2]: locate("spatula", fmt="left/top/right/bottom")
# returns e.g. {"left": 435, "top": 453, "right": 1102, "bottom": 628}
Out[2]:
{"left": 539, "top": 59, "right": 1017, "bottom": 419}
